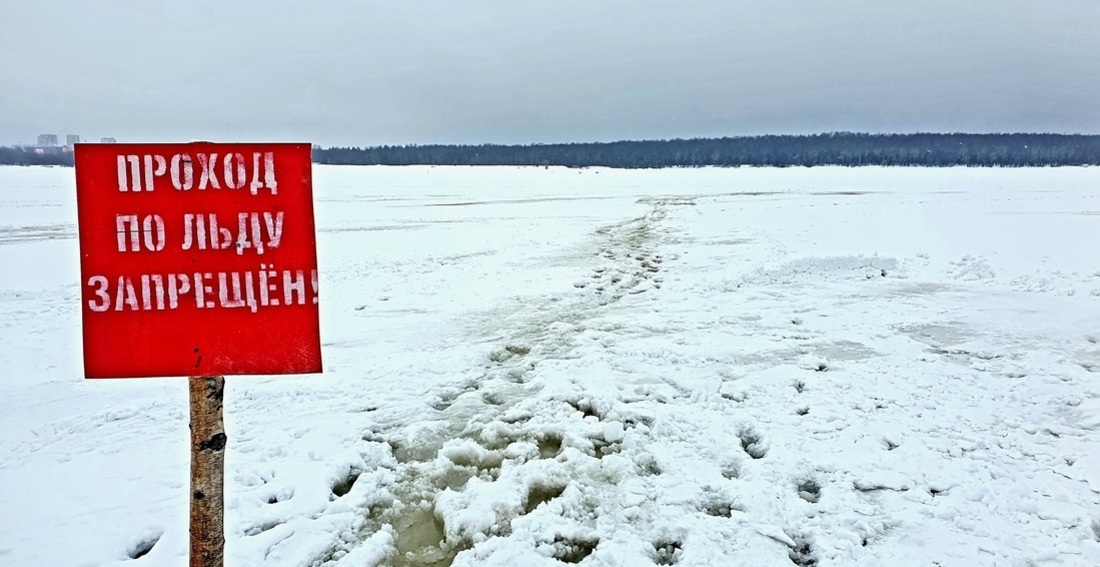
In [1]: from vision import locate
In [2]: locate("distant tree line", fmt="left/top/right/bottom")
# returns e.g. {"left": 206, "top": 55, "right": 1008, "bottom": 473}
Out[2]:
{"left": 0, "top": 146, "right": 73, "bottom": 166}
{"left": 5, "top": 133, "right": 1100, "bottom": 168}
{"left": 313, "top": 133, "right": 1100, "bottom": 168}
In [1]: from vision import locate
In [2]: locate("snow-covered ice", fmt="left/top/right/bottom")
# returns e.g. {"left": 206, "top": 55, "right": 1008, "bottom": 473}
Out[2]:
{"left": 1, "top": 165, "right": 1099, "bottom": 566}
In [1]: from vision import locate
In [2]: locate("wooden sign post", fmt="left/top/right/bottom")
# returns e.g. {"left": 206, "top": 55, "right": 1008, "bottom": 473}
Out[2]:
{"left": 74, "top": 143, "right": 322, "bottom": 566}
{"left": 189, "top": 376, "right": 226, "bottom": 567}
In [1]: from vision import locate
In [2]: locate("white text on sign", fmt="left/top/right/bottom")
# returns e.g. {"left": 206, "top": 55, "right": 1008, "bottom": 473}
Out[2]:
{"left": 116, "top": 152, "right": 279, "bottom": 194}
{"left": 113, "top": 212, "right": 285, "bottom": 255}
{"left": 86, "top": 267, "right": 319, "bottom": 313}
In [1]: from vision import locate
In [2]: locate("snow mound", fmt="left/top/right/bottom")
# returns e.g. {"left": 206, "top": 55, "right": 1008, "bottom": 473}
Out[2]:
{"left": 739, "top": 255, "right": 901, "bottom": 286}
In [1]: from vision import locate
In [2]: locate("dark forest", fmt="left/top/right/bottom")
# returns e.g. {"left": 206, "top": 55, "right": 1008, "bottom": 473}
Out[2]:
{"left": 6, "top": 133, "right": 1100, "bottom": 168}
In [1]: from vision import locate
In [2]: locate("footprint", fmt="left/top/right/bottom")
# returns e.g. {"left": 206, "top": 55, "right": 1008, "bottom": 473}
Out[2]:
{"left": 331, "top": 469, "right": 360, "bottom": 497}
{"left": 127, "top": 531, "right": 162, "bottom": 560}
{"left": 244, "top": 520, "right": 283, "bottom": 537}
{"left": 538, "top": 433, "right": 563, "bottom": 459}
{"left": 590, "top": 438, "right": 622, "bottom": 458}
{"left": 490, "top": 345, "right": 530, "bottom": 363}
{"left": 739, "top": 429, "right": 767, "bottom": 459}
{"left": 797, "top": 479, "right": 821, "bottom": 503}
{"left": 788, "top": 538, "right": 817, "bottom": 566}
{"left": 481, "top": 390, "right": 507, "bottom": 405}
{"left": 551, "top": 535, "right": 599, "bottom": 564}
{"left": 653, "top": 539, "right": 683, "bottom": 565}
{"left": 266, "top": 487, "right": 294, "bottom": 504}
{"left": 565, "top": 398, "right": 601, "bottom": 420}
{"left": 504, "top": 344, "right": 531, "bottom": 357}
{"left": 637, "top": 455, "right": 662, "bottom": 476}
{"left": 524, "top": 483, "right": 567, "bottom": 513}
{"left": 389, "top": 502, "right": 467, "bottom": 566}
{"left": 701, "top": 496, "right": 739, "bottom": 518}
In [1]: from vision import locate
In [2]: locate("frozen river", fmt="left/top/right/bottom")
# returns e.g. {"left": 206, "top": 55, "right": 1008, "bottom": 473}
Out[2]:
{"left": 1, "top": 165, "right": 1099, "bottom": 566}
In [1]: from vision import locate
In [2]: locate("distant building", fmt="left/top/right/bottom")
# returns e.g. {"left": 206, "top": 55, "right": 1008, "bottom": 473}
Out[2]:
{"left": 100, "top": 137, "right": 116, "bottom": 144}
{"left": 37, "top": 133, "right": 58, "bottom": 147}
{"left": 66, "top": 134, "right": 80, "bottom": 146}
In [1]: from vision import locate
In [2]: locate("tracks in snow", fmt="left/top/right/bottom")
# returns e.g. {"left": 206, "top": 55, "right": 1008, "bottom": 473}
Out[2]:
{"left": 313, "top": 199, "right": 683, "bottom": 566}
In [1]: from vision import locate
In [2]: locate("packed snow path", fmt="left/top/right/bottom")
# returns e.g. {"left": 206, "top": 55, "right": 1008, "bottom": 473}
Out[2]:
{"left": 1, "top": 166, "right": 1099, "bottom": 566}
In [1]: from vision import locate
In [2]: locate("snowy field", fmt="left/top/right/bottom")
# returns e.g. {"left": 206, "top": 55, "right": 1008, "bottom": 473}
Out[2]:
{"left": 2, "top": 164, "right": 1100, "bottom": 567}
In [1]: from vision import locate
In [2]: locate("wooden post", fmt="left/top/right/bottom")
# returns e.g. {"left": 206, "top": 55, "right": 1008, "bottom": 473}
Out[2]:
{"left": 189, "top": 376, "right": 226, "bottom": 567}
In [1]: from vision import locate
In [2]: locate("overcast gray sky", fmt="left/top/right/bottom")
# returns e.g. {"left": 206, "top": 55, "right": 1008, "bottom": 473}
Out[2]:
{"left": 3, "top": 1, "right": 1099, "bottom": 147}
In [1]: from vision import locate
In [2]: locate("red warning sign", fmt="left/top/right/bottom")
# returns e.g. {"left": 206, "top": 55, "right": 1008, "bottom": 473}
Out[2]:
{"left": 75, "top": 143, "right": 322, "bottom": 378}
